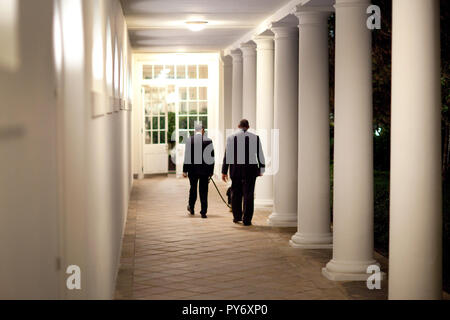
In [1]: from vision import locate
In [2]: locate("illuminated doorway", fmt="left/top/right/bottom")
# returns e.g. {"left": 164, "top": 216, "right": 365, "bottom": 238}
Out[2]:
{"left": 133, "top": 53, "right": 220, "bottom": 177}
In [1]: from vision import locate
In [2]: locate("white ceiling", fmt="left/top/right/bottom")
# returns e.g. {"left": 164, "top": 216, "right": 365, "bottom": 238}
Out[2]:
{"left": 121, "top": 0, "right": 296, "bottom": 52}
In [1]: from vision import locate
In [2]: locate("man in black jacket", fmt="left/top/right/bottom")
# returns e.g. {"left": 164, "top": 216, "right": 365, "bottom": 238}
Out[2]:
{"left": 222, "top": 119, "right": 265, "bottom": 226}
{"left": 183, "top": 123, "right": 215, "bottom": 219}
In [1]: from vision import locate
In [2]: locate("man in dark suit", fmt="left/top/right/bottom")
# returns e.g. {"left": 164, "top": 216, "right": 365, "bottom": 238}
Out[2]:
{"left": 222, "top": 119, "right": 265, "bottom": 226}
{"left": 183, "top": 122, "right": 215, "bottom": 219}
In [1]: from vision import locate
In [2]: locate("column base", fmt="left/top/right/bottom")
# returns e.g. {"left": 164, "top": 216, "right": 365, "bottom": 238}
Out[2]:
{"left": 255, "top": 198, "right": 274, "bottom": 208}
{"left": 289, "top": 232, "right": 332, "bottom": 249}
{"left": 322, "top": 259, "right": 382, "bottom": 281}
{"left": 267, "top": 212, "right": 297, "bottom": 227}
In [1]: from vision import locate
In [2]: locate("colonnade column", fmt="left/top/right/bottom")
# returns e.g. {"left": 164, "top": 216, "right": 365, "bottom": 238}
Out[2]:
{"left": 267, "top": 21, "right": 299, "bottom": 227}
{"left": 389, "top": 0, "right": 442, "bottom": 300}
{"left": 322, "top": 0, "right": 378, "bottom": 280}
{"left": 241, "top": 42, "right": 257, "bottom": 127}
{"left": 222, "top": 55, "right": 233, "bottom": 139}
{"left": 254, "top": 35, "right": 274, "bottom": 208}
{"left": 290, "top": 8, "right": 333, "bottom": 248}
{"left": 230, "top": 49, "right": 243, "bottom": 128}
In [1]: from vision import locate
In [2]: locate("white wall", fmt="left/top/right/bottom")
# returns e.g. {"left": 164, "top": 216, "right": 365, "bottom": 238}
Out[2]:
{"left": 0, "top": 0, "right": 133, "bottom": 299}
{"left": 0, "top": 0, "right": 60, "bottom": 300}
{"left": 59, "top": 0, "right": 133, "bottom": 299}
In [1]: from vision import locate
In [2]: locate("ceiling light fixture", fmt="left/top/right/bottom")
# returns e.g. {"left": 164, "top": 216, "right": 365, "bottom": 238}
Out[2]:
{"left": 185, "top": 21, "right": 208, "bottom": 32}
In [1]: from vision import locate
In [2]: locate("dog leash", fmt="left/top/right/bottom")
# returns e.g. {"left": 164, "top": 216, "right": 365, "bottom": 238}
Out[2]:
{"left": 209, "top": 177, "right": 232, "bottom": 209}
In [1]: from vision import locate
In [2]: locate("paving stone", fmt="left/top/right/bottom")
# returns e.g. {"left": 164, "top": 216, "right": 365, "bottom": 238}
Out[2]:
{"left": 114, "top": 176, "right": 388, "bottom": 300}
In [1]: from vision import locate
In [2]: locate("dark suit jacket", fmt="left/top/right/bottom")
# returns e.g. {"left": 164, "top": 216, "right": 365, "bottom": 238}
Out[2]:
{"left": 183, "top": 134, "right": 215, "bottom": 176}
{"left": 222, "top": 129, "right": 265, "bottom": 180}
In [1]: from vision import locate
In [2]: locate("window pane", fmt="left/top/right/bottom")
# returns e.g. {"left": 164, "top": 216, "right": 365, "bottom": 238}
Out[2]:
{"left": 199, "top": 101, "right": 207, "bottom": 114}
{"left": 179, "top": 102, "right": 187, "bottom": 115}
{"left": 152, "top": 117, "right": 158, "bottom": 130}
{"left": 189, "top": 102, "right": 198, "bottom": 115}
{"left": 188, "top": 117, "right": 196, "bottom": 130}
{"left": 153, "top": 131, "right": 159, "bottom": 144}
{"left": 179, "top": 116, "right": 187, "bottom": 129}
{"left": 151, "top": 87, "right": 159, "bottom": 100}
{"left": 145, "top": 117, "right": 151, "bottom": 130}
{"left": 159, "top": 103, "right": 165, "bottom": 115}
{"left": 160, "top": 131, "right": 166, "bottom": 144}
{"left": 159, "top": 87, "right": 166, "bottom": 100}
{"left": 165, "top": 65, "right": 174, "bottom": 79}
{"left": 154, "top": 65, "right": 163, "bottom": 78}
{"left": 151, "top": 102, "right": 161, "bottom": 115}
{"left": 176, "top": 65, "right": 186, "bottom": 79}
{"left": 199, "top": 116, "right": 208, "bottom": 129}
{"left": 145, "top": 103, "right": 151, "bottom": 116}
{"left": 179, "top": 87, "right": 187, "bottom": 100}
{"left": 160, "top": 117, "right": 165, "bottom": 129}
{"left": 199, "top": 87, "right": 207, "bottom": 100}
{"left": 167, "top": 85, "right": 176, "bottom": 105}
{"left": 199, "top": 65, "right": 208, "bottom": 79}
{"left": 144, "top": 90, "right": 151, "bottom": 101}
{"left": 145, "top": 132, "right": 151, "bottom": 144}
{"left": 189, "top": 130, "right": 195, "bottom": 137}
{"left": 143, "top": 65, "right": 153, "bottom": 79}
{"left": 188, "top": 65, "right": 197, "bottom": 79}
{"left": 189, "top": 87, "right": 197, "bottom": 101}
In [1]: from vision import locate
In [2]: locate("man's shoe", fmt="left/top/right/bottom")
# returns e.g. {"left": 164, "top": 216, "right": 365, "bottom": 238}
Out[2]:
{"left": 233, "top": 219, "right": 242, "bottom": 224}
{"left": 201, "top": 214, "right": 208, "bottom": 219}
{"left": 243, "top": 222, "right": 252, "bottom": 226}
{"left": 187, "top": 206, "right": 194, "bottom": 215}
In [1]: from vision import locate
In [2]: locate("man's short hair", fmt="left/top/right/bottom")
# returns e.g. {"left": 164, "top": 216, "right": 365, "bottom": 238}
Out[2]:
{"left": 194, "top": 121, "right": 204, "bottom": 132}
{"left": 239, "top": 119, "right": 250, "bottom": 129}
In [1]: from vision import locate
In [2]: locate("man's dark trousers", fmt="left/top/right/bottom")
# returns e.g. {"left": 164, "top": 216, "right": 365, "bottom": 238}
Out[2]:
{"left": 231, "top": 176, "right": 257, "bottom": 224}
{"left": 188, "top": 174, "right": 210, "bottom": 215}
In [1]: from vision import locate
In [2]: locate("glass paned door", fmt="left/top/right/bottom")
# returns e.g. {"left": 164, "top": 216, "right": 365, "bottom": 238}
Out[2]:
{"left": 144, "top": 86, "right": 167, "bottom": 145}
{"left": 139, "top": 62, "right": 211, "bottom": 176}
{"left": 142, "top": 85, "right": 169, "bottom": 174}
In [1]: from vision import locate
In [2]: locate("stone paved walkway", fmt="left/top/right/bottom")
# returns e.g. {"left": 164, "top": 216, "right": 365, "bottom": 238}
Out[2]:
{"left": 115, "top": 176, "right": 389, "bottom": 300}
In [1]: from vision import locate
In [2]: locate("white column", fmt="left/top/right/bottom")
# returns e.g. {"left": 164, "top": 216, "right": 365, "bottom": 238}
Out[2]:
{"left": 389, "top": 0, "right": 442, "bottom": 300}
{"left": 267, "top": 22, "right": 299, "bottom": 227}
{"left": 290, "top": 8, "right": 333, "bottom": 249}
{"left": 254, "top": 34, "right": 274, "bottom": 208}
{"left": 222, "top": 55, "right": 233, "bottom": 136}
{"left": 230, "top": 49, "right": 243, "bottom": 128}
{"left": 241, "top": 42, "right": 257, "bottom": 127}
{"left": 322, "top": 0, "right": 378, "bottom": 281}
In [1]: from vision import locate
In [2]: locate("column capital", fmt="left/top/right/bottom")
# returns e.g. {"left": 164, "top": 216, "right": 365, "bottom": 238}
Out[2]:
{"left": 270, "top": 21, "right": 298, "bottom": 40}
{"left": 240, "top": 42, "right": 257, "bottom": 57}
{"left": 230, "top": 49, "right": 243, "bottom": 62}
{"left": 221, "top": 55, "right": 233, "bottom": 67}
{"left": 294, "top": 6, "right": 333, "bottom": 26}
{"left": 253, "top": 35, "right": 274, "bottom": 51}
